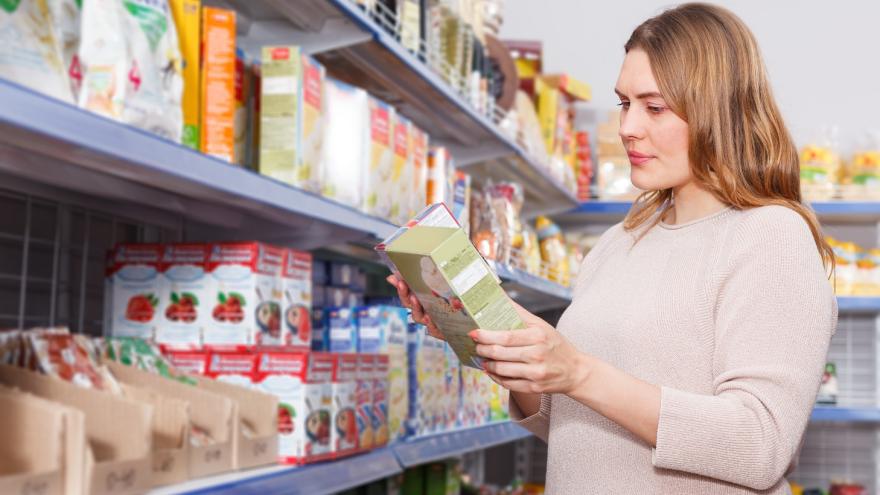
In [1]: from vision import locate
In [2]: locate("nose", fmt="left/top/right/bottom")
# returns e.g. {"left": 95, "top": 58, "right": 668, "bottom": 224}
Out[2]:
{"left": 618, "top": 107, "right": 645, "bottom": 142}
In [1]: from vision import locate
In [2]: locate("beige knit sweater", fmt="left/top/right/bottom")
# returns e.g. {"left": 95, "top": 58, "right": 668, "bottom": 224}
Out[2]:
{"left": 512, "top": 205, "right": 837, "bottom": 494}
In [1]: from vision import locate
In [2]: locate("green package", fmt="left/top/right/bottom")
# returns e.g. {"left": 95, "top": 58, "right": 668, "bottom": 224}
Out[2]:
{"left": 259, "top": 45, "right": 300, "bottom": 184}
{"left": 384, "top": 225, "right": 525, "bottom": 369}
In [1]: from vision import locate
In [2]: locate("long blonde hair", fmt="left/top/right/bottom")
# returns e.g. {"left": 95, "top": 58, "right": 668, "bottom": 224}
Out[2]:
{"left": 622, "top": 3, "right": 833, "bottom": 270}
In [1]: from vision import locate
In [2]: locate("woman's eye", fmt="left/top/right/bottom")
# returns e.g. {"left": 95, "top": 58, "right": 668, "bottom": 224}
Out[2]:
{"left": 617, "top": 101, "right": 630, "bottom": 110}
{"left": 647, "top": 105, "right": 665, "bottom": 114}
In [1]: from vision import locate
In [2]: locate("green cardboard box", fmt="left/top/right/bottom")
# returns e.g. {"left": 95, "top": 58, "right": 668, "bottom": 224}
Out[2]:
{"left": 381, "top": 206, "right": 525, "bottom": 369}
{"left": 259, "top": 45, "right": 300, "bottom": 184}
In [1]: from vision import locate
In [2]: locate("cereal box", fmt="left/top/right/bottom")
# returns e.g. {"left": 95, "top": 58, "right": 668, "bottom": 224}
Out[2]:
{"left": 281, "top": 249, "right": 312, "bottom": 348}
{"left": 372, "top": 354, "right": 390, "bottom": 447}
{"left": 363, "top": 97, "right": 395, "bottom": 219}
{"left": 199, "top": 7, "right": 236, "bottom": 162}
{"left": 206, "top": 352, "right": 258, "bottom": 390}
{"left": 409, "top": 124, "right": 429, "bottom": 219}
{"left": 163, "top": 349, "right": 210, "bottom": 375}
{"left": 297, "top": 55, "right": 325, "bottom": 193}
{"left": 170, "top": 0, "right": 201, "bottom": 149}
{"left": 324, "top": 307, "right": 358, "bottom": 354}
{"left": 356, "top": 305, "right": 409, "bottom": 354}
{"left": 108, "top": 244, "right": 164, "bottom": 339}
{"left": 259, "top": 45, "right": 300, "bottom": 183}
{"left": 157, "top": 243, "right": 211, "bottom": 349}
{"left": 355, "top": 354, "right": 375, "bottom": 451}
{"left": 205, "top": 243, "right": 283, "bottom": 348}
{"left": 390, "top": 114, "right": 412, "bottom": 225}
{"left": 330, "top": 353, "right": 359, "bottom": 458}
{"left": 322, "top": 78, "right": 369, "bottom": 209}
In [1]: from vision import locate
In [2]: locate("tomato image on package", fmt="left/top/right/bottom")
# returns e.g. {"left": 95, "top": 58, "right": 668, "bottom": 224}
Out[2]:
{"left": 206, "top": 243, "right": 283, "bottom": 348}
{"left": 280, "top": 249, "right": 313, "bottom": 348}
{"left": 330, "top": 353, "right": 359, "bottom": 458}
{"left": 156, "top": 243, "right": 211, "bottom": 349}
{"left": 108, "top": 243, "right": 164, "bottom": 339}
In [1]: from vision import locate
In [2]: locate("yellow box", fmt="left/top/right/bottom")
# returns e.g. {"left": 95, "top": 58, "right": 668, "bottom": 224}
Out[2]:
{"left": 259, "top": 46, "right": 301, "bottom": 184}
{"left": 170, "top": 0, "right": 201, "bottom": 149}
{"left": 199, "top": 7, "right": 236, "bottom": 162}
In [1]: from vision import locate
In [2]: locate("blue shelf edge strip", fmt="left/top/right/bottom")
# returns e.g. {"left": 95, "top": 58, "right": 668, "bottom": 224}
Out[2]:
{"left": 572, "top": 201, "right": 880, "bottom": 216}
{"left": 489, "top": 261, "right": 573, "bottom": 302}
{"left": 811, "top": 406, "right": 880, "bottom": 423}
{"left": 178, "top": 422, "right": 531, "bottom": 494}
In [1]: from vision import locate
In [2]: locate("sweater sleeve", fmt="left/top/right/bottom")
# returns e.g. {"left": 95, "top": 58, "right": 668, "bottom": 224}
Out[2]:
{"left": 509, "top": 393, "right": 553, "bottom": 442}
{"left": 651, "top": 206, "right": 837, "bottom": 490}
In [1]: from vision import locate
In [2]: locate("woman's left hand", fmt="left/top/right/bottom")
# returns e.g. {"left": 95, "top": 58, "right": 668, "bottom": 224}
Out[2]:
{"left": 472, "top": 301, "right": 589, "bottom": 395}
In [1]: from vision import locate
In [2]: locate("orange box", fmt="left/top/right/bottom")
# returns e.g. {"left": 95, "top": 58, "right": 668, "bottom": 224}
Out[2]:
{"left": 200, "top": 7, "right": 236, "bottom": 162}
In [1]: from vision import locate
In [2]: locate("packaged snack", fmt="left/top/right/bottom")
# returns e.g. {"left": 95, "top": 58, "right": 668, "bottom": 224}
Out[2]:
{"left": 233, "top": 48, "right": 251, "bottom": 166}
{"left": 469, "top": 188, "right": 500, "bottom": 261}
{"left": 108, "top": 243, "right": 164, "bottom": 339}
{"left": 321, "top": 78, "right": 369, "bottom": 208}
{"left": 0, "top": 0, "right": 74, "bottom": 103}
{"left": 255, "top": 351, "right": 305, "bottom": 464}
{"left": 410, "top": 125, "right": 429, "bottom": 218}
{"left": 206, "top": 351, "right": 257, "bottom": 389}
{"left": 356, "top": 305, "right": 409, "bottom": 354}
{"left": 26, "top": 330, "right": 105, "bottom": 390}
{"left": 104, "top": 336, "right": 196, "bottom": 385}
{"left": 363, "top": 97, "right": 396, "bottom": 219}
{"left": 536, "top": 216, "right": 570, "bottom": 285}
{"left": 330, "top": 353, "right": 359, "bottom": 458}
{"left": 830, "top": 239, "right": 859, "bottom": 295}
{"left": 169, "top": 0, "right": 201, "bottom": 149}
{"left": 390, "top": 115, "right": 413, "bottom": 225}
{"left": 281, "top": 249, "right": 312, "bottom": 348}
{"left": 816, "top": 362, "right": 838, "bottom": 405}
{"left": 157, "top": 243, "right": 211, "bottom": 349}
{"left": 51, "top": 0, "right": 83, "bottom": 99}
{"left": 298, "top": 55, "right": 325, "bottom": 193}
{"left": 451, "top": 170, "right": 471, "bottom": 236}
{"left": 427, "top": 147, "right": 452, "bottom": 206}
{"left": 372, "top": 354, "right": 390, "bottom": 447}
{"left": 800, "top": 127, "right": 842, "bottom": 201}
{"left": 162, "top": 349, "right": 209, "bottom": 375}
{"left": 379, "top": 203, "right": 524, "bottom": 369}
{"left": 78, "top": 0, "right": 183, "bottom": 141}
{"left": 486, "top": 181, "right": 524, "bottom": 266}
{"left": 355, "top": 354, "right": 375, "bottom": 451}
{"left": 324, "top": 307, "right": 358, "bottom": 354}
{"left": 407, "top": 323, "right": 445, "bottom": 436}
{"left": 442, "top": 344, "right": 461, "bottom": 430}
{"left": 206, "top": 243, "right": 283, "bottom": 348}
{"left": 198, "top": 6, "right": 235, "bottom": 159}
{"left": 259, "top": 45, "right": 300, "bottom": 183}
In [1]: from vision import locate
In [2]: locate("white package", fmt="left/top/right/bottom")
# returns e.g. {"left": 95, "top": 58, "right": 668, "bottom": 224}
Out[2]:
{"left": 321, "top": 78, "right": 369, "bottom": 209}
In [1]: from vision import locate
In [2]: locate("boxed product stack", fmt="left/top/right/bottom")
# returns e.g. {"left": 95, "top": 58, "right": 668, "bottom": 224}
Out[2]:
{"left": 828, "top": 237, "right": 880, "bottom": 296}
{"left": 800, "top": 129, "right": 880, "bottom": 201}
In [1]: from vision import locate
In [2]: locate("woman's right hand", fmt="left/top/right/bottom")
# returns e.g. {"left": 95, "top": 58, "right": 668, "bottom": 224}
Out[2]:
{"left": 385, "top": 274, "right": 444, "bottom": 340}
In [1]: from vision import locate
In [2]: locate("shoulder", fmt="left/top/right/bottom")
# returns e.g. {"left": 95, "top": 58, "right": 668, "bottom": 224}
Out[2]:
{"left": 731, "top": 205, "right": 814, "bottom": 247}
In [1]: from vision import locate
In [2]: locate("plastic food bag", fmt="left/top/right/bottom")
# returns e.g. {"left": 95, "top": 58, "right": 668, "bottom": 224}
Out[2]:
{"left": 486, "top": 181, "right": 524, "bottom": 266}
{"left": 78, "top": 0, "right": 183, "bottom": 142}
{"left": 0, "top": 0, "right": 74, "bottom": 102}
{"left": 103, "top": 336, "right": 196, "bottom": 385}
{"left": 469, "top": 187, "right": 500, "bottom": 261}
{"left": 799, "top": 126, "right": 842, "bottom": 201}
{"left": 536, "top": 215, "right": 569, "bottom": 285}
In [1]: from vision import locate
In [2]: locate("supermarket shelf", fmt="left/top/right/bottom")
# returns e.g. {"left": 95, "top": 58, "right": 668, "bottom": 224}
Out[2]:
{"left": 557, "top": 201, "right": 880, "bottom": 227}
{"left": 152, "top": 448, "right": 401, "bottom": 495}
{"left": 393, "top": 422, "right": 532, "bottom": 468}
{"left": 152, "top": 423, "right": 531, "bottom": 494}
{"left": 0, "top": 79, "right": 398, "bottom": 251}
{"left": 811, "top": 406, "right": 880, "bottom": 423}
{"left": 218, "top": 0, "right": 578, "bottom": 218}
{"left": 837, "top": 297, "right": 880, "bottom": 313}
{"left": 489, "top": 261, "right": 573, "bottom": 313}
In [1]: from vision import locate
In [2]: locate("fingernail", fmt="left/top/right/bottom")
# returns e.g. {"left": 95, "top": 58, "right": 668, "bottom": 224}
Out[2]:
{"left": 468, "top": 330, "right": 478, "bottom": 341}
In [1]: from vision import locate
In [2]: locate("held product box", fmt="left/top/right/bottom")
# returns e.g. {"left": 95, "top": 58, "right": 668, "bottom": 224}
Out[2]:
{"left": 377, "top": 204, "right": 524, "bottom": 369}
{"left": 390, "top": 114, "right": 412, "bottom": 225}
{"left": 355, "top": 354, "right": 375, "bottom": 452}
{"left": 0, "top": 387, "right": 83, "bottom": 495}
{"left": 298, "top": 55, "right": 326, "bottom": 193}
{"left": 199, "top": 7, "right": 236, "bottom": 162}
{"left": 409, "top": 124, "right": 429, "bottom": 219}
{"left": 0, "top": 364, "right": 152, "bottom": 495}
{"left": 108, "top": 244, "right": 164, "bottom": 340}
{"left": 325, "top": 307, "right": 358, "bottom": 353}
{"left": 206, "top": 352, "right": 258, "bottom": 389}
{"left": 107, "top": 361, "right": 236, "bottom": 479}
{"left": 255, "top": 351, "right": 333, "bottom": 464}
{"left": 330, "top": 353, "right": 359, "bottom": 458}
{"left": 157, "top": 243, "right": 211, "bottom": 350}
{"left": 372, "top": 354, "right": 390, "bottom": 447}
{"left": 206, "top": 243, "right": 284, "bottom": 348}
{"left": 281, "top": 249, "right": 313, "bottom": 348}
{"left": 170, "top": 0, "right": 202, "bottom": 149}
{"left": 322, "top": 78, "right": 369, "bottom": 209}
{"left": 364, "top": 97, "right": 396, "bottom": 219}
{"left": 193, "top": 375, "right": 279, "bottom": 470}
{"left": 259, "top": 45, "right": 300, "bottom": 184}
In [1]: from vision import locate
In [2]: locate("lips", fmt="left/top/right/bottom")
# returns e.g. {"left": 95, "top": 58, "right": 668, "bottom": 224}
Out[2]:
{"left": 627, "top": 150, "right": 654, "bottom": 166}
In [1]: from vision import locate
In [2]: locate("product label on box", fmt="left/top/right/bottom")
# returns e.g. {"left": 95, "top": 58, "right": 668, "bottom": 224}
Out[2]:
{"left": 164, "top": 350, "right": 209, "bottom": 375}
{"left": 281, "top": 249, "right": 312, "bottom": 348}
{"left": 372, "top": 354, "right": 390, "bottom": 446}
{"left": 109, "top": 244, "right": 164, "bottom": 339}
{"left": 208, "top": 352, "right": 257, "bottom": 389}
{"left": 256, "top": 352, "right": 308, "bottom": 464}
{"left": 356, "top": 355, "right": 375, "bottom": 450}
{"left": 326, "top": 308, "right": 357, "bottom": 353}
{"left": 157, "top": 244, "right": 210, "bottom": 349}
{"left": 390, "top": 118, "right": 411, "bottom": 224}
{"left": 298, "top": 56, "right": 324, "bottom": 192}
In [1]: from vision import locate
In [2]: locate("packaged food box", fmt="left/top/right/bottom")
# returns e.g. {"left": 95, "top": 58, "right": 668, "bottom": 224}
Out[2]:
{"left": 297, "top": 55, "right": 325, "bottom": 193}
{"left": 390, "top": 114, "right": 413, "bottom": 225}
{"left": 163, "top": 349, "right": 210, "bottom": 375}
{"left": 443, "top": 345, "right": 461, "bottom": 430}
{"left": 451, "top": 170, "right": 472, "bottom": 235}
{"left": 407, "top": 322, "right": 445, "bottom": 436}
{"left": 326, "top": 286, "right": 350, "bottom": 308}
{"left": 324, "top": 307, "right": 358, "bottom": 354}
{"left": 206, "top": 351, "right": 258, "bottom": 389}
{"left": 377, "top": 204, "right": 524, "bottom": 369}
{"left": 157, "top": 243, "right": 211, "bottom": 350}
{"left": 409, "top": 124, "right": 429, "bottom": 219}
{"left": 330, "top": 353, "right": 359, "bottom": 458}
{"left": 170, "top": 0, "right": 201, "bottom": 149}
{"left": 330, "top": 262, "right": 357, "bottom": 288}
{"left": 321, "top": 78, "right": 369, "bottom": 209}
{"left": 25, "top": 330, "right": 107, "bottom": 390}
{"left": 108, "top": 244, "right": 164, "bottom": 340}
{"left": 363, "top": 97, "right": 396, "bottom": 219}
{"left": 372, "top": 354, "right": 390, "bottom": 447}
{"left": 427, "top": 147, "right": 452, "bottom": 206}
{"left": 205, "top": 243, "right": 283, "bottom": 348}
{"left": 355, "top": 354, "right": 375, "bottom": 451}
{"left": 233, "top": 48, "right": 253, "bottom": 167}
{"left": 817, "top": 362, "right": 839, "bottom": 405}
{"left": 356, "top": 305, "right": 409, "bottom": 354}
{"left": 281, "top": 249, "right": 313, "bottom": 348}
{"left": 259, "top": 45, "right": 300, "bottom": 183}
{"left": 199, "top": 7, "right": 236, "bottom": 162}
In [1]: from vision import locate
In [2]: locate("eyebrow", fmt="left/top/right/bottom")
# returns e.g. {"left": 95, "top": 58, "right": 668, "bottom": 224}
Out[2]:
{"left": 614, "top": 88, "right": 664, "bottom": 99}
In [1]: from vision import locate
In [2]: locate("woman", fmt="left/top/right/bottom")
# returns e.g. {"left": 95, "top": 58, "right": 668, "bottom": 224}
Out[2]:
{"left": 389, "top": 3, "right": 836, "bottom": 493}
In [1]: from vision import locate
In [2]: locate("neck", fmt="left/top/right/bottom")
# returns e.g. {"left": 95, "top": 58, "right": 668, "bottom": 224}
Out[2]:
{"left": 664, "top": 181, "right": 728, "bottom": 225}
